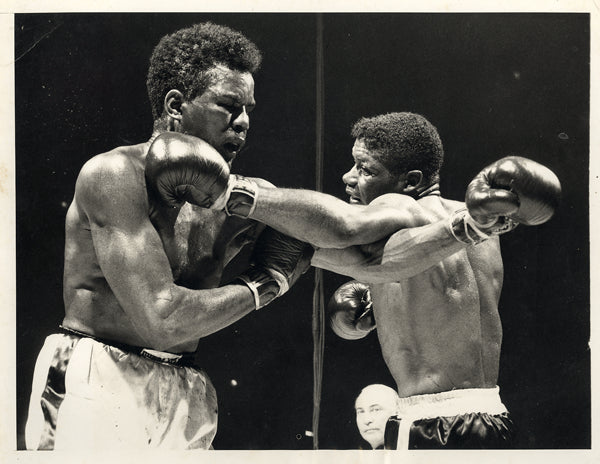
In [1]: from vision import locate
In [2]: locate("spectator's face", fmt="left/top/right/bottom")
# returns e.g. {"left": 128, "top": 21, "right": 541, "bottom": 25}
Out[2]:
{"left": 342, "top": 139, "right": 403, "bottom": 205}
{"left": 180, "top": 64, "right": 255, "bottom": 165}
{"left": 355, "top": 388, "right": 398, "bottom": 449}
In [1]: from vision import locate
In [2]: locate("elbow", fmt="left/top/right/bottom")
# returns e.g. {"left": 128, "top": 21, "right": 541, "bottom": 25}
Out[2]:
{"left": 138, "top": 315, "right": 184, "bottom": 351}
{"left": 142, "top": 322, "right": 183, "bottom": 351}
{"left": 143, "top": 315, "right": 207, "bottom": 351}
{"left": 135, "top": 288, "right": 197, "bottom": 350}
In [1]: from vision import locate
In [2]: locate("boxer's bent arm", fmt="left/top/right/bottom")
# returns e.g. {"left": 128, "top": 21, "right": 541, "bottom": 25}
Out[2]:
{"left": 78, "top": 154, "right": 255, "bottom": 350}
{"left": 311, "top": 219, "right": 466, "bottom": 283}
{"left": 249, "top": 188, "right": 425, "bottom": 249}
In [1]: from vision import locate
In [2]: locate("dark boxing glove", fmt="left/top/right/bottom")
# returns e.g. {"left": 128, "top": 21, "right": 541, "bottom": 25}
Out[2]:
{"left": 327, "top": 281, "right": 376, "bottom": 340}
{"left": 236, "top": 228, "right": 314, "bottom": 310}
{"left": 145, "top": 132, "right": 230, "bottom": 208}
{"left": 451, "top": 156, "right": 561, "bottom": 244}
{"left": 145, "top": 132, "right": 261, "bottom": 216}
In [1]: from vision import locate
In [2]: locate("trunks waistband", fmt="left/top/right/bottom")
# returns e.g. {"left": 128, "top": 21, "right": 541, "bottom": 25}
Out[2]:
{"left": 392, "top": 387, "right": 508, "bottom": 450}
{"left": 58, "top": 325, "right": 196, "bottom": 367}
{"left": 396, "top": 387, "right": 508, "bottom": 420}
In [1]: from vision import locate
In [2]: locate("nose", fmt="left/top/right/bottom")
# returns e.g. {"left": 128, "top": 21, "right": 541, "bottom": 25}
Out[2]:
{"left": 342, "top": 165, "right": 358, "bottom": 186}
{"left": 232, "top": 106, "right": 250, "bottom": 133}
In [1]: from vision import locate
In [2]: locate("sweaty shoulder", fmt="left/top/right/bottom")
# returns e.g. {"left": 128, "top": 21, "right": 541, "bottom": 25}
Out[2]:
{"left": 369, "top": 192, "right": 417, "bottom": 208}
{"left": 370, "top": 193, "right": 432, "bottom": 227}
{"left": 75, "top": 144, "right": 148, "bottom": 221}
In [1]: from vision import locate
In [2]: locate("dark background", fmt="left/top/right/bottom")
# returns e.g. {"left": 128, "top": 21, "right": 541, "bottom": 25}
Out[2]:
{"left": 15, "top": 13, "right": 589, "bottom": 450}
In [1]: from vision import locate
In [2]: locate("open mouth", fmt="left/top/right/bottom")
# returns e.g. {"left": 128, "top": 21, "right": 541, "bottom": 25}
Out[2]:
{"left": 221, "top": 141, "right": 244, "bottom": 162}
{"left": 346, "top": 188, "right": 361, "bottom": 204}
{"left": 224, "top": 142, "right": 240, "bottom": 154}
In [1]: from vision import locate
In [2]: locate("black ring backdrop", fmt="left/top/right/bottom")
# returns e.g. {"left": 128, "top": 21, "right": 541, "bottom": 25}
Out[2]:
{"left": 15, "top": 13, "right": 589, "bottom": 450}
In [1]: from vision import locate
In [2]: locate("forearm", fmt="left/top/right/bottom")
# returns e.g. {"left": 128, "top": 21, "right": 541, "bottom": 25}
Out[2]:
{"left": 138, "top": 282, "right": 256, "bottom": 350}
{"left": 248, "top": 187, "right": 405, "bottom": 248}
{"left": 94, "top": 230, "right": 259, "bottom": 350}
{"left": 312, "top": 220, "right": 467, "bottom": 283}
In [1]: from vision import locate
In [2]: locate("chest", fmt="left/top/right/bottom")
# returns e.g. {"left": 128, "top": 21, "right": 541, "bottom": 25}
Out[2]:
{"left": 151, "top": 203, "right": 261, "bottom": 287}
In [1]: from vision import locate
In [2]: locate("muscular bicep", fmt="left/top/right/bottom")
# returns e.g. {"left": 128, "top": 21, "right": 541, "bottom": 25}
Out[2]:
{"left": 251, "top": 189, "right": 429, "bottom": 248}
{"left": 90, "top": 219, "right": 175, "bottom": 308}
{"left": 77, "top": 156, "right": 178, "bottom": 331}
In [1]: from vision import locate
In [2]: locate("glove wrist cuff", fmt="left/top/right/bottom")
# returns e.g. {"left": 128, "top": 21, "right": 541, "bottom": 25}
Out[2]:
{"left": 449, "top": 208, "right": 491, "bottom": 245}
{"left": 236, "top": 267, "right": 281, "bottom": 310}
{"left": 225, "top": 175, "right": 258, "bottom": 218}
{"left": 265, "top": 268, "right": 290, "bottom": 296}
{"left": 449, "top": 208, "right": 518, "bottom": 245}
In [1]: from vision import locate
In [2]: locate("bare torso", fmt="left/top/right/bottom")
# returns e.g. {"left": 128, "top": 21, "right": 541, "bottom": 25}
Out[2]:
{"left": 371, "top": 196, "right": 504, "bottom": 397}
{"left": 61, "top": 142, "right": 262, "bottom": 352}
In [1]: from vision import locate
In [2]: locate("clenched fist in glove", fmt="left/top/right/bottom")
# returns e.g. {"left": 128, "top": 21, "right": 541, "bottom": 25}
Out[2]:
{"left": 236, "top": 228, "right": 314, "bottom": 310}
{"left": 328, "top": 281, "right": 376, "bottom": 340}
{"left": 144, "top": 132, "right": 260, "bottom": 216}
{"left": 450, "top": 156, "right": 561, "bottom": 244}
{"left": 145, "top": 132, "right": 231, "bottom": 208}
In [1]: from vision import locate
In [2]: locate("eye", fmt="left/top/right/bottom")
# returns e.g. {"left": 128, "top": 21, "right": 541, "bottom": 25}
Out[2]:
{"left": 219, "top": 103, "right": 236, "bottom": 113}
{"left": 358, "top": 166, "right": 373, "bottom": 176}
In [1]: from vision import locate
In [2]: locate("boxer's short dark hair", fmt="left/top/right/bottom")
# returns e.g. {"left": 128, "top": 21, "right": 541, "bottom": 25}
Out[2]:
{"left": 351, "top": 112, "right": 444, "bottom": 185}
{"left": 147, "top": 22, "right": 262, "bottom": 119}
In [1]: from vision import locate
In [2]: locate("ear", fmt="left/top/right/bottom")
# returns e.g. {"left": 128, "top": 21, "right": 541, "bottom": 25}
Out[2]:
{"left": 401, "top": 170, "right": 424, "bottom": 195}
{"left": 164, "top": 89, "right": 183, "bottom": 122}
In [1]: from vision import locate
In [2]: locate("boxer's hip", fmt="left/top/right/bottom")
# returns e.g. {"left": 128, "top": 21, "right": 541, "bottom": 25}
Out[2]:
{"left": 26, "top": 329, "right": 217, "bottom": 450}
{"left": 385, "top": 387, "right": 514, "bottom": 449}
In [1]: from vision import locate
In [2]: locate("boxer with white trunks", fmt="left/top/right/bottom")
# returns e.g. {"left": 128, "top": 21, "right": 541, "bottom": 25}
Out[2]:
{"left": 25, "top": 22, "right": 313, "bottom": 450}
{"left": 26, "top": 327, "right": 218, "bottom": 449}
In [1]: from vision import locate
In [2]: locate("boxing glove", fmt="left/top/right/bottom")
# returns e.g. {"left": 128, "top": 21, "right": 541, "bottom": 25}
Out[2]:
{"left": 327, "top": 281, "right": 376, "bottom": 340}
{"left": 236, "top": 227, "right": 314, "bottom": 310}
{"left": 145, "top": 132, "right": 230, "bottom": 208}
{"left": 451, "top": 156, "right": 561, "bottom": 244}
{"left": 466, "top": 156, "right": 561, "bottom": 226}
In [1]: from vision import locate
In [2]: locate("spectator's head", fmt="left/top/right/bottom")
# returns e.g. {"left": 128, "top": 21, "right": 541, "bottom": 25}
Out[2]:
{"left": 354, "top": 384, "right": 399, "bottom": 449}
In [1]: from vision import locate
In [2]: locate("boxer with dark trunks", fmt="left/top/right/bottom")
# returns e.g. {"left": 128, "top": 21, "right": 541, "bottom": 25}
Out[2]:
{"left": 157, "top": 112, "right": 561, "bottom": 449}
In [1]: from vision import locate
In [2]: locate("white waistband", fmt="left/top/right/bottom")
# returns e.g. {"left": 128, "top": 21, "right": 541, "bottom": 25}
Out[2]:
{"left": 396, "top": 386, "right": 507, "bottom": 419}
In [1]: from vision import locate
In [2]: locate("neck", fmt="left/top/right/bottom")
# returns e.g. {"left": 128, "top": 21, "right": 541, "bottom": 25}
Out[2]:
{"left": 142, "top": 131, "right": 163, "bottom": 159}
{"left": 147, "top": 131, "right": 160, "bottom": 146}
{"left": 416, "top": 182, "right": 441, "bottom": 198}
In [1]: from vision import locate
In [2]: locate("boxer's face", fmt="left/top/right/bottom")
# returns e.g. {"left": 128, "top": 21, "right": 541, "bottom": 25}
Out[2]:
{"left": 343, "top": 139, "right": 403, "bottom": 205}
{"left": 180, "top": 64, "right": 255, "bottom": 164}
{"left": 355, "top": 388, "right": 397, "bottom": 449}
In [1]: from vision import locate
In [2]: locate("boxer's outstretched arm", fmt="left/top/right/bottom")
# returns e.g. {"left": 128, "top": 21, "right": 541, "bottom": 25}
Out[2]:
{"left": 311, "top": 219, "right": 467, "bottom": 283}
{"left": 248, "top": 188, "right": 427, "bottom": 249}
{"left": 149, "top": 133, "right": 423, "bottom": 248}
{"left": 77, "top": 153, "right": 256, "bottom": 351}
